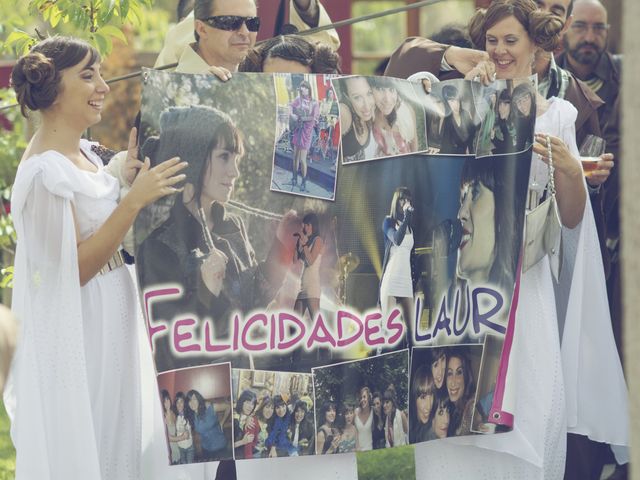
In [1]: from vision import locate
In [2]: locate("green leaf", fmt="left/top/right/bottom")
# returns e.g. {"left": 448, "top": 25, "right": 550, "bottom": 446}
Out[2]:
{"left": 98, "top": 24, "right": 127, "bottom": 44}
{"left": 92, "top": 31, "right": 113, "bottom": 56}
{"left": 120, "top": 0, "right": 130, "bottom": 19}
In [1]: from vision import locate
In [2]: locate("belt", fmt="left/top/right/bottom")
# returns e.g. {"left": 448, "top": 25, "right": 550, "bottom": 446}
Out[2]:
{"left": 99, "top": 249, "right": 126, "bottom": 275}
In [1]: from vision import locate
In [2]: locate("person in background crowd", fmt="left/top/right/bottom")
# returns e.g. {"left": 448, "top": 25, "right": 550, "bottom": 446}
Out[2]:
{"left": 371, "top": 391, "right": 386, "bottom": 449}
{"left": 430, "top": 23, "right": 474, "bottom": 49}
{"left": 155, "top": 0, "right": 339, "bottom": 73}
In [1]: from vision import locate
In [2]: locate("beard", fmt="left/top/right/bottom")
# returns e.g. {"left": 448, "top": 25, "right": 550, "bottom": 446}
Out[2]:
{"left": 564, "top": 37, "right": 604, "bottom": 66}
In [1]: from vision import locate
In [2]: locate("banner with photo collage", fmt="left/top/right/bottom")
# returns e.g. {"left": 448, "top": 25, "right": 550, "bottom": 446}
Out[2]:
{"left": 136, "top": 69, "right": 536, "bottom": 465}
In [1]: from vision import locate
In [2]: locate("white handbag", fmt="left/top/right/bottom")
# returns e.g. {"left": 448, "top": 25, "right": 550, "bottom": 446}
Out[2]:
{"left": 522, "top": 136, "right": 562, "bottom": 277}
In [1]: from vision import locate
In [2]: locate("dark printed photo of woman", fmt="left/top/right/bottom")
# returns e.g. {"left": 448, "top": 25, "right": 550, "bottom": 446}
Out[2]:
{"left": 316, "top": 401, "right": 341, "bottom": 455}
{"left": 294, "top": 212, "right": 325, "bottom": 321}
{"left": 337, "top": 76, "right": 377, "bottom": 163}
{"left": 288, "top": 400, "right": 315, "bottom": 456}
{"left": 409, "top": 364, "right": 436, "bottom": 443}
{"left": 383, "top": 386, "right": 408, "bottom": 447}
{"left": 439, "top": 84, "right": 476, "bottom": 155}
{"left": 233, "top": 389, "right": 259, "bottom": 459}
{"left": 445, "top": 347, "right": 477, "bottom": 437}
{"left": 136, "top": 105, "right": 296, "bottom": 372}
{"left": 289, "top": 80, "right": 320, "bottom": 192}
{"left": 491, "top": 89, "right": 517, "bottom": 154}
{"left": 510, "top": 81, "right": 536, "bottom": 152}
{"left": 379, "top": 187, "right": 417, "bottom": 348}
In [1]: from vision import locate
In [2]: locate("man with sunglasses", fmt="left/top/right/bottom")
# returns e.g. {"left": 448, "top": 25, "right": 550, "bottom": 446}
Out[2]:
{"left": 155, "top": 0, "right": 339, "bottom": 75}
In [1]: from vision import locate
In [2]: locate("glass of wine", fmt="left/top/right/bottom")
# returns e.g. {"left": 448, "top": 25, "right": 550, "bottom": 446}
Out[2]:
{"left": 578, "top": 135, "right": 606, "bottom": 177}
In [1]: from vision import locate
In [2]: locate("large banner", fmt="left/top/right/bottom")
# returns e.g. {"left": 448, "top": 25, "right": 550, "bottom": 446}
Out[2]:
{"left": 136, "top": 69, "right": 534, "bottom": 464}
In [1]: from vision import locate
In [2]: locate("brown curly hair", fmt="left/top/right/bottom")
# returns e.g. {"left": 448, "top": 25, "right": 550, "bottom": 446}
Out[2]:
{"left": 468, "top": 0, "right": 565, "bottom": 53}
{"left": 11, "top": 36, "right": 99, "bottom": 118}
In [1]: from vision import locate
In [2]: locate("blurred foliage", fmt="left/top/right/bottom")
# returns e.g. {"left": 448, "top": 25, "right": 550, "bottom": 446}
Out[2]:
{"left": 0, "top": 400, "right": 15, "bottom": 479}
{"left": 1, "top": 0, "right": 154, "bottom": 57}
{"left": 313, "top": 352, "right": 409, "bottom": 416}
{"left": 357, "top": 445, "right": 415, "bottom": 480}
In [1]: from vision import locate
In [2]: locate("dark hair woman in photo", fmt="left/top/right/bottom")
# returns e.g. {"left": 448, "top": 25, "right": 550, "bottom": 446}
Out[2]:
{"left": 233, "top": 389, "right": 259, "bottom": 459}
{"left": 339, "top": 76, "right": 377, "bottom": 163}
{"left": 445, "top": 348, "right": 476, "bottom": 437}
{"left": 355, "top": 386, "right": 374, "bottom": 451}
{"left": 382, "top": 386, "right": 408, "bottom": 447}
{"left": 294, "top": 212, "right": 325, "bottom": 321}
{"left": 288, "top": 79, "right": 319, "bottom": 191}
{"left": 510, "top": 82, "right": 536, "bottom": 152}
{"left": 439, "top": 84, "right": 475, "bottom": 155}
{"left": 371, "top": 391, "right": 386, "bottom": 449}
{"left": 185, "top": 389, "right": 230, "bottom": 461}
{"left": 410, "top": 364, "right": 437, "bottom": 443}
{"left": 316, "top": 400, "right": 341, "bottom": 454}
{"left": 161, "top": 389, "right": 181, "bottom": 464}
{"left": 428, "top": 390, "right": 453, "bottom": 440}
{"left": 253, "top": 395, "right": 275, "bottom": 457}
{"left": 288, "top": 399, "right": 315, "bottom": 456}
{"left": 369, "top": 76, "right": 418, "bottom": 157}
{"left": 266, "top": 394, "right": 292, "bottom": 457}
{"left": 491, "top": 89, "right": 518, "bottom": 154}
{"left": 137, "top": 105, "right": 295, "bottom": 372}
{"left": 379, "top": 186, "right": 417, "bottom": 348}
{"left": 174, "top": 391, "right": 195, "bottom": 463}
{"left": 5, "top": 36, "right": 185, "bottom": 479}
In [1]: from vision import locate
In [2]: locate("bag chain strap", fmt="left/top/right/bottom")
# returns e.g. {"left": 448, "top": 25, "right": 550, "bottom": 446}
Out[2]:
{"left": 546, "top": 135, "right": 556, "bottom": 196}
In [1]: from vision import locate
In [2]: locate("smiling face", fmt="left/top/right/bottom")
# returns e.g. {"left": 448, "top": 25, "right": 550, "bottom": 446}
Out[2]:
{"left": 345, "top": 77, "right": 375, "bottom": 123}
{"left": 498, "top": 99, "right": 511, "bottom": 119}
{"left": 372, "top": 397, "right": 382, "bottom": 416}
{"left": 383, "top": 399, "right": 395, "bottom": 417}
{"left": 263, "top": 402, "right": 274, "bottom": 420}
{"left": 275, "top": 403, "right": 287, "bottom": 418}
{"left": 457, "top": 180, "right": 496, "bottom": 284}
{"left": 176, "top": 397, "right": 185, "bottom": 414}
{"left": 360, "top": 389, "right": 370, "bottom": 409}
{"left": 433, "top": 402, "right": 450, "bottom": 439}
{"left": 446, "top": 356, "right": 466, "bottom": 403}
{"left": 373, "top": 86, "right": 398, "bottom": 116}
{"left": 563, "top": 1, "right": 608, "bottom": 66}
{"left": 431, "top": 354, "right": 446, "bottom": 389}
{"left": 325, "top": 406, "right": 336, "bottom": 424}
{"left": 242, "top": 399, "right": 255, "bottom": 416}
{"left": 486, "top": 15, "right": 538, "bottom": 80}
{"left": 294, "top": 406, "right": 306, "bottom": 424}
{"left": 194, "top": 0, "right": 258, "bottom": 70}
{"left": 51, "top": 52, "right": 109, "bottom": 130}
{"left": 188, "top": 394, "right": 199, "bottom": 412}
{"left": 514, "top": 93, "right": 533, "bottom": 117}
{"left": 415, "top": 388, "right": 434, "bottom": 425}
{"left": 164, "top": 396, "right": 172, "bottom": 412}
{"left": 199, "top": 139, "right": 240, "bottom": 206}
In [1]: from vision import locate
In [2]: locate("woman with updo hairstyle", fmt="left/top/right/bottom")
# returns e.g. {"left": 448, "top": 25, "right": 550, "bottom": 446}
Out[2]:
{"left": 239, "top": 34, "right": 341, "bottom": 74}
{"left": 4, "top": 36, "right": 185, "bottom": 479}
{"left": 411, "top": 0, "right": 627, "bottom": 477}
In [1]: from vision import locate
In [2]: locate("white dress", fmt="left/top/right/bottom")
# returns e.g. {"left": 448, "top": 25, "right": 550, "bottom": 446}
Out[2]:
{"left": 380, "top": 229, "right": 414, "bottom": 299}
{"left": 4, "top": 140, "right": 140, "bottom": 479}
{"left": 411, "top": 97, "right": 629, "bottom": 479}
{"left": 354, "top": 407, "right": 373, "bottom": 451}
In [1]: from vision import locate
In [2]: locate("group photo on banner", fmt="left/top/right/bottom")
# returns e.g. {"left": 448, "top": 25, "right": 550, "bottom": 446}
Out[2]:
{"left": 136, "top": 68, "right": 534, "bottom": 464}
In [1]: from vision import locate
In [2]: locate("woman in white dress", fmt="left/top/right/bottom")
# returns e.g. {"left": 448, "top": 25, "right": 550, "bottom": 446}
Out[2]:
{"left": 3, "top": 36, "right": 185, "bottom": 479}
{"left": 354, "top": 386, "right": 374, "bottom": 451}
{"left": 379, "top": 187, "right": 416, "bottom": 347}
{"left": 410, "top": 1, "right": 628, "bottom": 478}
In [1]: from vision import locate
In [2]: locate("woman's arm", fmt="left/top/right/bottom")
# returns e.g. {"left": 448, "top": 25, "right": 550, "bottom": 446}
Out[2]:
{"left": 316, "top": 429, "right": 326, "bottom": 454}
{"left": 533, "top": 133, "right": 586, "bottom": 228}
{"left": 299, "top": 236, "right": 324, "bottom": 266}
{"left": 75, "top": 158, "right": 186, "bottom": 285}
{"left": 383, "top": 212, "right": 412, "bottom": 246}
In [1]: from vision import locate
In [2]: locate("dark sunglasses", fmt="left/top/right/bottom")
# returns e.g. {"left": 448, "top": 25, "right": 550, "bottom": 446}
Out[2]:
{"left": 201, "top": 15, "right": 261, "bottom": 32}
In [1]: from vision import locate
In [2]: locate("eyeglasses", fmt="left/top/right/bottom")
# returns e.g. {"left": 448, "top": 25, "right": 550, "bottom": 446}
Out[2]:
{"left": 571, "top": 21, "right": 609, "bottom": 35}
{"left": 200, "top": 15, "right": 261, "bottom": 32}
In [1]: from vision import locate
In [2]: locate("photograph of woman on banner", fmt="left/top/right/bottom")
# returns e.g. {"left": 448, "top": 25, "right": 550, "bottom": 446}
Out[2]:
{"left": 456, "top": 156, "right": 524, "bottom": 294}
{"left": 288, "top": 400, "right": 315, "bottom": 456}
{"left": 288, "top": 80, "right": 320, "bottom": 192}
{"left": 174, "top": 392, "right": 195, "bottom": 464}
{"left": 137, "top": 105, "right": 296, "bottom": 372}
{"left": 473, "top": 87, "right": 499, "bottom": 157}
{"left": 354, "top": 386, "right": 374, "bottom": 451}
{"left": 491, "top": 89, "right": 517, "bottom": 154}
{"left": 266, "top": 394, "right": 292, "bottom": 457}
{"left": 409, "top": 364, "right": 436, "bottom": 443}
{"left": 337, "top": 403, "right": 359, "bottom": 453}
{"left": 445, "top": 347, "right": 477, "bottom": 436}
{"left": 254, "top": 396, "right": 275, "bottom": 458}
{"left": 379, "top": 186, "right": 418, "bottom": 348}
{"left": 294, "top": 212, "right": 325, "bottom": 323}
{"left": 370, "top": 76, "right": 419, "bottom": 157}
{"left": 161, "top": 389, "right": 181, "bottom": 464}
{"left": 383, "top": 386, "right": 408, "bottom": 447}
{"left": 372, "top": 391, "right": 386, "bottom": 449}
{"left": 185, "top": 389, "right": 231, "bottom": 462}
{"left": 422, "top": 89, "right": 447, "bottom": 154}
{"left": 439, "top": 84, "right": 476, "bottom": 155}
{"left": 429, "top": 391, "right": 453, "bottom": 439}
{"left": 337, "top": 76, "right": 377, "bottom": 163}
{"left": 510, "top": 81, "right": 536, "bottom": 152}
{"left": 316, "top": 400, "right": 342, "bottom": 454}
{"left": 233, "top": 389, "right": 259, "bottom": 459}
